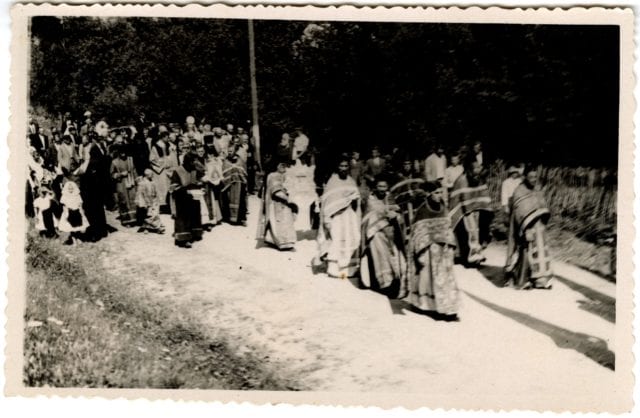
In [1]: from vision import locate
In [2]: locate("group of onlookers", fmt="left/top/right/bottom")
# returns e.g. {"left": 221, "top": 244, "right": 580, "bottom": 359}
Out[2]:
{"left": 26, "top": 111, "right": 259, "bottom": 247}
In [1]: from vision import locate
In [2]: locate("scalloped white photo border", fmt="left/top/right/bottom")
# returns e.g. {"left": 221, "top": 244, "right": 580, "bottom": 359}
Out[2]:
{"left": 3, "top": 2, "right": 636, "bottom": 414}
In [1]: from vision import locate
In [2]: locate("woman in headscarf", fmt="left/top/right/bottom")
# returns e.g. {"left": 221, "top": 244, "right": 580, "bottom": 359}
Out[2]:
{"left": 110, "top": 144, "right": 137, "bottom": 227}
{"left": 256, "top": 162, "right": 298, "bottom": 251}
{"left": 406, "top": 181, "right": 460, "bottom": 320}
{"left": 505, "top": 165, "right": 553, "bottom": 289}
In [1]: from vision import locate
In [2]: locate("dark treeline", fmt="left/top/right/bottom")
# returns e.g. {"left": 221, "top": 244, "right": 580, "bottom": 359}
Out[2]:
{"left": 30, "top": 17, "right": 619, "bottom": 168}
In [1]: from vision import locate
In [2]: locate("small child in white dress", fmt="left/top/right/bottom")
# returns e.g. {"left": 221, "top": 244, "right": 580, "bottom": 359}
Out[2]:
{"left": 58, "top": 180, "right": 89, "bottom": 245}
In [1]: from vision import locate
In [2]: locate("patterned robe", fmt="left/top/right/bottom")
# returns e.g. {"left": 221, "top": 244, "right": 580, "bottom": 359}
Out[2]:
{"left": 505, "top": 182, "right": 553, "bottom": 289}
{"left": 448, "top": 173, "right": 493, "bottom": 264}
{"left": 406, "top": 201, "right": 459, "bottom": 315}
{"left": 359, "top": 194, "right": 407, "bottom": 294}
{"left": 257, "top": 171, "right": 297, "bottom": 250}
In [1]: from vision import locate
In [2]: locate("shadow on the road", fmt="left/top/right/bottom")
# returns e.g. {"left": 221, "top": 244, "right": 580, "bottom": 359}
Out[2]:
{"left": 464, "top": 291, "right": 615, "bottom": 371}
{"left": 296, "top": 230, "right": 317, "bottom": 241}
{"left": 553, "top": 275, "right": 616, "bottom": 324}
{"left": 388, "top": 299, "right": 408, "bottom": 315}
{"left": 477, "top": 265, "right": 509, "bottom": 288}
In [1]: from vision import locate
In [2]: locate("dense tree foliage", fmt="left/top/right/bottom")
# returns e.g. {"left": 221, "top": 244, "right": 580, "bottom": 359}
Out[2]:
{"left": 30, "top": 17, "right": 619, "bottom": 167}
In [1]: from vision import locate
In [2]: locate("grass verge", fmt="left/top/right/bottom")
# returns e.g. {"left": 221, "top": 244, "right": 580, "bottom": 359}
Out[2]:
{"left": 24, "top": 231, "right": 299, "bottom": 389}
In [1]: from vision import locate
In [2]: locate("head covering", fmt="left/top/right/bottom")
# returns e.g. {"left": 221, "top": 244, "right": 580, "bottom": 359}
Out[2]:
{"left": 83, "top": 110, "right": 92, "bottom": 118}
{"left": 186, "top": 116, "right": 195, "bottom": 125}
{"left": 61, "top": 180, "right": 82, "bottom": 209}
{"left": 507, "top": 165, "right": 520, "bottom": 175}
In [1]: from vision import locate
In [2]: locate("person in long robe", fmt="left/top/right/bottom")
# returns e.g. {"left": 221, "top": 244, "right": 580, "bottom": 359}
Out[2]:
{"left": 184, "top": 143, "right": 214, "bottom": 231}
{"left": 202, "top": 151, "right": 224, "bottom": 226}
{"left": 170, "top": 153, "right": 203, "bottom": 248}
{"left": 406, "top": 181, "right": 460, "bottom": 319}
{"left": 389, "top": 176, "right": 426, "bottom": 245}
{"left": 448, "top": 160, "right": 494, "bottom": 266}
{"left": 505, "top": 165, "right": 553, "bottom": 289}
{"left": 110, "top": 145, "right": 138, "bottom": 227}
{"left": 221, "top": 153, "right": 249, "bottom": 225}
{"left": 315, "top": 157, "right": 362, "bottom": 278}
{"left": 149, "top": 132, "right": 174, "bottom": 212}
{"left": 135, "top": 169, "right": 165, "bottom": 234}
{"left": 79, "top": 134, "right": 111, "bottom": 242}
{"left": 256, "top": 162, "right": 298, "bottom": 250}
{"left": 359, "top": 176, "right": 407, "bottom": 295}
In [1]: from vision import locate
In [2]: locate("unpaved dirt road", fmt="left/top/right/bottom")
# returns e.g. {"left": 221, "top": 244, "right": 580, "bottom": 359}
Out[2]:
{"left": 100, "top": 195, "right": 617, "bottom": 410}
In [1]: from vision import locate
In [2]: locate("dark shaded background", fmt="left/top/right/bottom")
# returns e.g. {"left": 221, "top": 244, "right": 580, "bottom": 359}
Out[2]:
{"left": 29, "top": 17, "right": 619, "bottom": 168}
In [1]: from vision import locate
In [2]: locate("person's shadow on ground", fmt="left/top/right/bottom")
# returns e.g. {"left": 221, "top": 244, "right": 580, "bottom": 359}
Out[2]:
{"left": 477, "top": 265, "right": 510, "bottom": 287}
{"left": 464, "top": 290, "right": 615, "bottom": 370}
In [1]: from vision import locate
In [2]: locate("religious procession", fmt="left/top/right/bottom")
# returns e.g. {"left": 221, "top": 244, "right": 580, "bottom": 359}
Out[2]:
{"left": 26, "top": 111, "right": 553, "bottom": 322}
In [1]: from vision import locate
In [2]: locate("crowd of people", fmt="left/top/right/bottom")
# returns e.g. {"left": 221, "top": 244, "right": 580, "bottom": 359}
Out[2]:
{"left": 26, "top": 112, "right": 259, "bottom": 248}
{"left": 26, "top": 110, "right": 553, "bottom": 322}
{"left": 256, "top": 137, "right": 553, "bottom": 321}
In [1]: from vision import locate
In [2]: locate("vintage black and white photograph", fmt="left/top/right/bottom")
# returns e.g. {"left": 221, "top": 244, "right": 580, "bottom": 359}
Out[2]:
{"left": 5, "top": 3, "right": 635, "bottom": 413}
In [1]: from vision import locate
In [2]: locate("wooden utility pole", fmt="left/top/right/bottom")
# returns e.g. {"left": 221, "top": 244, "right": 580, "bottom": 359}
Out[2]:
{"left": 248, "top": 19, "right": 261, "bottom": 169}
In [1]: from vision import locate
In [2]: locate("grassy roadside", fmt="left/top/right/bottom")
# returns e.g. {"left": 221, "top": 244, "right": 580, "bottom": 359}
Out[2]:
{"left": 24, "top": 231, "right": 300, "bottom": 389}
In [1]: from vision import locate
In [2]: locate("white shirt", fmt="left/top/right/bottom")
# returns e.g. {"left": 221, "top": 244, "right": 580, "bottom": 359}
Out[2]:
{"left": 425, "top": 153, "right": 447, "bottom": 182}
{"left": 445, "top": 165, "right": 464, "bottom": 188}
{"left": 501, "top": 176, "right": 522, "bottom": 209}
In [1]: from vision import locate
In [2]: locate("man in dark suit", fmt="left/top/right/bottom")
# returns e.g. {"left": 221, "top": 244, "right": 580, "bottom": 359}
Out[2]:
{"left": 29, "top": 126, "right": 49, "bottom": 157}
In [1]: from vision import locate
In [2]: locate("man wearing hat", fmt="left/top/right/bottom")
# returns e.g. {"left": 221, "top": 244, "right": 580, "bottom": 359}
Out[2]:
{"left": 501, "top": 164, "right": 523, "bottom": 215}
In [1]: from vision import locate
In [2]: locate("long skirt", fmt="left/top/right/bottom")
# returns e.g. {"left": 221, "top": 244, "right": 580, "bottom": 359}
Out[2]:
{"left": 222, "top": 182, "right": 247, "bottom": 224}
{"left": 115, "top": 183, "right": 137, "bottom": 226}
{"left": 360, "top": 229, "right": 407, "bottom": 292}
{"left": 152, "top": 171, "right": 170, "bottom": 210}
{"left": 173, "top": 191, "right": 203, "bottom": 245}
{"left": 408, "top": 243, "right": 459, "bottom": 315}
{"left": 511, "top": 220, "right": 553, "bottom": 289}
{"left": 82, "top": 187, "right": 108, "bottom": 241}
{"left": 326, "top": 207, "right": 361, "bottom": 278}
{"left": 203, "top": 184, "right": 223, "bottom": 225}
{"left": 264, "top": 200, "right": 297, "bottom": 250}
{"left": 59, "top": 206, "right": 89, "bottom": 233}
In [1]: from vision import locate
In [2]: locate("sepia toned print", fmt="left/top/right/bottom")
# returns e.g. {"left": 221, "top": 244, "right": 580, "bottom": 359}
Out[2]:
{"left": 5, "top": 3, "right": 635, "bottom": 413}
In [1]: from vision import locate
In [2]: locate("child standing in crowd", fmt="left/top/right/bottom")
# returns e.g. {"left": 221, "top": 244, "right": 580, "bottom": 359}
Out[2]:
{"left": 33, "top": 186, "right": 59, "bottom": 238}
{"left": 58, "top": 180, "right": 89, "bottom": 245}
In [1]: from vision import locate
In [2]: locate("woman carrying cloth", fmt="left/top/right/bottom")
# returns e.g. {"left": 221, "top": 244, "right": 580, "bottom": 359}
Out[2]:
{"left": 505, "top": 165, "right": 553, "bottom": 289}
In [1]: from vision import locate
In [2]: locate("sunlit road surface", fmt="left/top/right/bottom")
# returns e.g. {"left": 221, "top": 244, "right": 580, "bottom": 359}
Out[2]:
{"left": 101, "top": 195, "right": 616, "bottom": 411}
